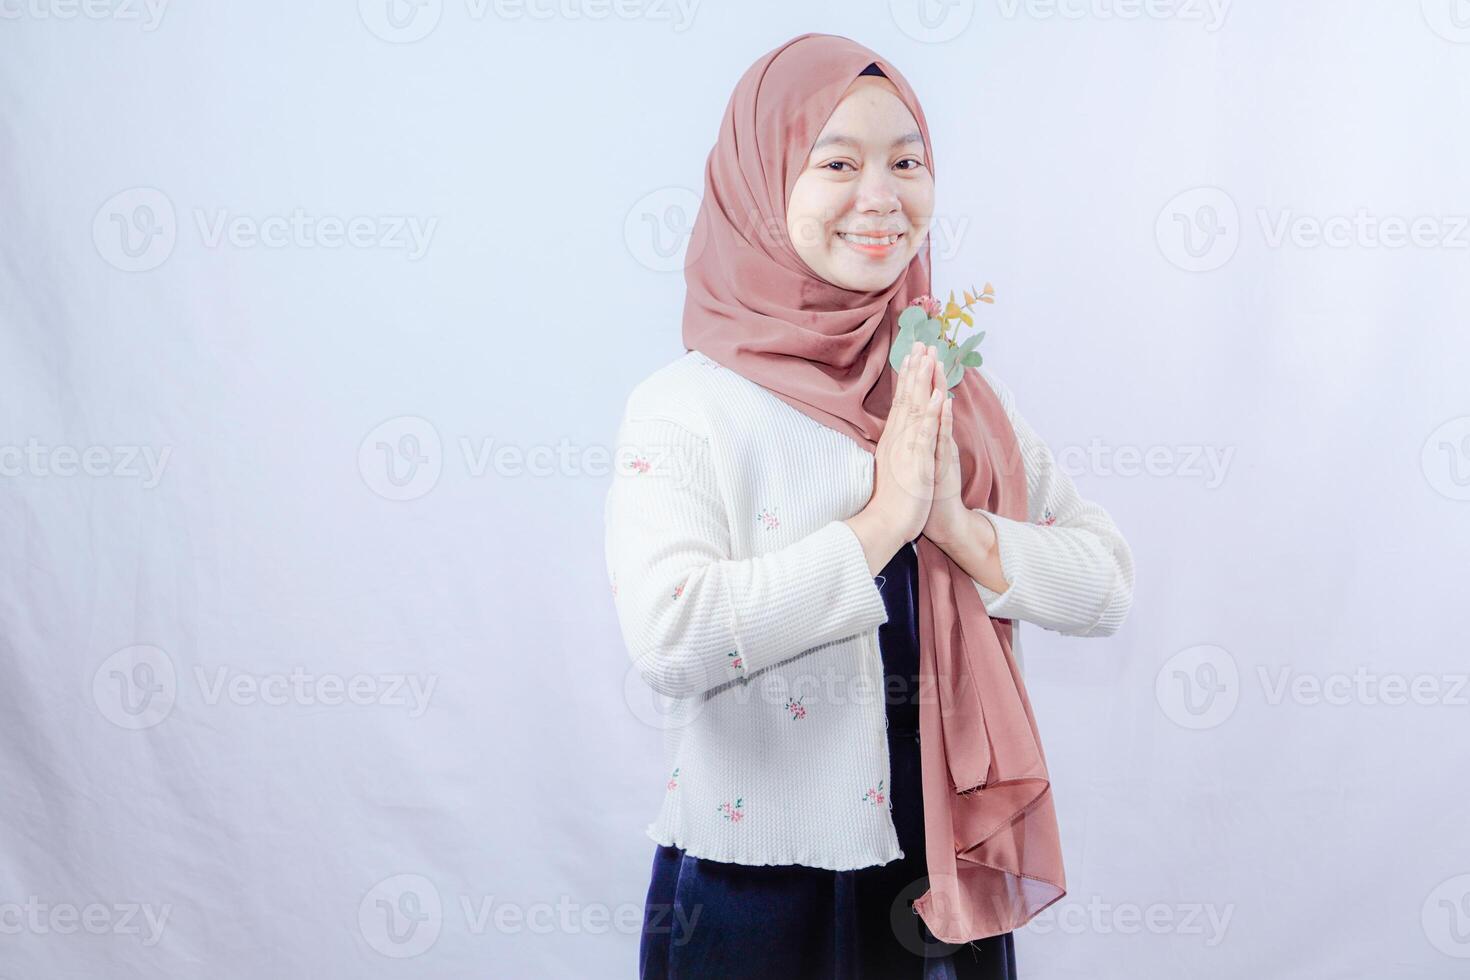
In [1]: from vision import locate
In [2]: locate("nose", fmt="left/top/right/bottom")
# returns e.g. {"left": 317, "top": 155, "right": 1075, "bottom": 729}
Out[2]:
{"left": 852, "top": 164, "right": 902, "bottom": 219}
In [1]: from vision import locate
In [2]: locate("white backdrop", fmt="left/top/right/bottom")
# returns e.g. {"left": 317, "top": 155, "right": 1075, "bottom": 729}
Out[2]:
{"left": 2, "top": 2, "right": 1468, "bottom": 977}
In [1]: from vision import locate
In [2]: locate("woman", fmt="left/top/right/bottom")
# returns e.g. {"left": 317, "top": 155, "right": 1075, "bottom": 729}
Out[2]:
{"left": 605, "top": 33, "right": 1134, "bottom": 979}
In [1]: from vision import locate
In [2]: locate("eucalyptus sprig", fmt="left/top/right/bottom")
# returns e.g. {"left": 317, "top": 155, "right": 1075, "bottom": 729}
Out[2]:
{"left": 888, "top": 283, "right": 995, "bottom": 397}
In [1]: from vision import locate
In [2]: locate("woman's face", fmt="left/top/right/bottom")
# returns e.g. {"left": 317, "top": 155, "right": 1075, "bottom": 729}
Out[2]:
{"left": 785, "top": 75, "right": 935, "bottom": 292}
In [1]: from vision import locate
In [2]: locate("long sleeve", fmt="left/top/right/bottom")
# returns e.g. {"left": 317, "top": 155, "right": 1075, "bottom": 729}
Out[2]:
{"left": 970, "top": 370, "right": 1135, "bottom": 637}
{"left": 604, "top": 408, "right": 889, "bottom": 699}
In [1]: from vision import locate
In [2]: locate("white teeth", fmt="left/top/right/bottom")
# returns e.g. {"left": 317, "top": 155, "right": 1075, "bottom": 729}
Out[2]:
{"left": 839, "top": 232, "right": 899, "bottom": 246}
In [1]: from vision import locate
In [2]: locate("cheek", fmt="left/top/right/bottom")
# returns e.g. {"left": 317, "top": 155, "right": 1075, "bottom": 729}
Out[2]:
{"left": 786, "top": 180, "right": 845, "bottom": 252}
{"left": 901, "top": 182, "right": 935, "bottom": 229}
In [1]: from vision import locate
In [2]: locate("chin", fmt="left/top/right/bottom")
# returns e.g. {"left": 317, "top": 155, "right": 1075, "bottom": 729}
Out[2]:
{"left": 829, "top": 257, "right": 910, "bottom": 292}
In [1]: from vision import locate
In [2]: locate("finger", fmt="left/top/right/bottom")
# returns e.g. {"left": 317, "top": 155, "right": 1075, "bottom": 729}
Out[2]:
{"left": 892, "top": 352, "right": 912, "bottom": 415}
{"left": 903, "top": 350, "right": 926, "bottom": 418}
{"left": 908, "top": 346, "right": 932, "bottom": 421}
{"left": 887, "top": 351, "right": 918, "bottom": 452}
{"left": 924, "top": 345, "right": 941, "bottom": 397}
{"left": 916, "top": 388, "right": 944, "bottom": 481}
{"left": 903, "top": 345, "right": 924, "bottom": 400}
{"left": 902, "top": 355, "right": 935, "bottom": 451}
{"left": 917, "top": 386, "right": 943, "bottom": 444}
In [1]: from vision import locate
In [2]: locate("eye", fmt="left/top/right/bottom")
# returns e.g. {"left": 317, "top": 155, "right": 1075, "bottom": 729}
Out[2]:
{"left": 895, "top": 158, "right": 925, "bottom": 171}
{"left": 822, "top": 160, "right": 856, "bottom": 172}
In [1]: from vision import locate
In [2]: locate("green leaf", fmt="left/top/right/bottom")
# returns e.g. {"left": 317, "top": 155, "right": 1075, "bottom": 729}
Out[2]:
{"left": 958, "top": 330, "right": 985, "bottom": 355}
{"left": 945, "top": 359, "right": 965, "bottom": 388}
{"left": 961, "top": 351, "right": 983, "bottom": 367}
{"left": 916, "top": 317, "right": 942, "bottom": 345}
{"left": 897, "top": 304, "right": 928, "bottom": 331}
{"left": 889, "top": 324, "right": 916, "bottom": 372}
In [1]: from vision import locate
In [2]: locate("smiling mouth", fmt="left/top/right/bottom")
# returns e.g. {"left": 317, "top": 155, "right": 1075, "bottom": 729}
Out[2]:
{"left": 837, "top": 231, "right": 904, "bottom": 247}
{"left": 836, "top": 231, "right": 905, "bottom": 258}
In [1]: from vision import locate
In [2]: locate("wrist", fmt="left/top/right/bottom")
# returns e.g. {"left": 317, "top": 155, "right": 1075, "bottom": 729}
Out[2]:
{"left": 925, "top": 500, "right": 976, "bottom": 551}
{"left": 846, "top": 508, "right": 904, "bottom": 576}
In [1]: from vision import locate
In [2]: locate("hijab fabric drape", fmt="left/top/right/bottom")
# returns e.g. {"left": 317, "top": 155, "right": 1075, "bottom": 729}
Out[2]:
{"left": 679, "top": 32, "right": 1065, "bottom": 943}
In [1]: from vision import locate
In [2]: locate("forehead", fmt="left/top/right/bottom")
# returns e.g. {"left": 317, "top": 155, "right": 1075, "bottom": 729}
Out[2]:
{"left": 809, "top": 77, "right": 921, "bottom": 150}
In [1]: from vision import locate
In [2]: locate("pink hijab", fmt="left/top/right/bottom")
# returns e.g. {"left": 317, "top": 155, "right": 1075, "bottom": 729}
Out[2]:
{"left": 681, "top": 32, "right": 1065, "bottom": 942}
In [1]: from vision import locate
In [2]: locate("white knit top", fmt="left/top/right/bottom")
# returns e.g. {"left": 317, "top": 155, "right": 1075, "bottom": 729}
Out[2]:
{"left": 603, "top": 349, "right": 1134, "bottom": 871}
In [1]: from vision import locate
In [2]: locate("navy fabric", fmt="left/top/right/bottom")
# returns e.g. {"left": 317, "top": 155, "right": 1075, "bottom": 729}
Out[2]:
{"left": 638, "top": 542, "right": 1019, "bottom": 979}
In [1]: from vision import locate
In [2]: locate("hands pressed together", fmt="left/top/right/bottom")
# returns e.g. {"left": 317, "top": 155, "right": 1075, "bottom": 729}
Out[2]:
{"left": 844, "top": 340, "right": 1002, "bottom": 582}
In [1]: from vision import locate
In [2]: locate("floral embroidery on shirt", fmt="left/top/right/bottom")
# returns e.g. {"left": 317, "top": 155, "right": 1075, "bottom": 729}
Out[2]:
{"left": 671, "top": 583, "right": 685, "bottom": 600}
{"left": 785, "top": 696, "right": 806, "bottom": 720}
{"left": 629, "top": 456, "right": 651, "bottom": 475}
{"left": 717, "top": 798, "right": 744, "bottom": 822}
{"left": 1038, "top": 507, "right": 1056, "bottom": 526}
{"left": 861, "top": 780, "right": 886, "bottom": 807}
{"left": 756, "top": 507, "right": 780, "bottom": 531}
{"left": 726, "top": 649, "right": 744, "bottom": 671}
{"left": 666, "top": 767, "right": 680, "bottom": 791}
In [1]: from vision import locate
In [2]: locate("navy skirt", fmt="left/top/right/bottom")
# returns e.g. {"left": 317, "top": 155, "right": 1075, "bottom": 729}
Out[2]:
{"left": 638, "top": 542, "right": 1018, "bottom": 979}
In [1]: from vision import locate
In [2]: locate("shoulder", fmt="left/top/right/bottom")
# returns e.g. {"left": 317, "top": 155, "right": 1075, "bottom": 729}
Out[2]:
{"left": 623, "top": 346, "right": 758, "bottom": 434}
{"left": 620, "top": 349, "right": 778, "bottom": 439}
{"left": 618, "top": 350, "right": 716, "bottom": 434}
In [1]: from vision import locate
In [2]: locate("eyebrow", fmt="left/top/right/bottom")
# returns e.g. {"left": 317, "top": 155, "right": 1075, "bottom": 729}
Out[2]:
{"left": 809, "top": 130, "right": 924, "bottom": 153}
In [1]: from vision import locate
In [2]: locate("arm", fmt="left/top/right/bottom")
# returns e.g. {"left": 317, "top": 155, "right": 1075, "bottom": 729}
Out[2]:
{"left": 956, "top": 371, "right": 1135, "bottom": 637}
{"left": 604, "top": 408, "right": 889, "bottom": 699}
